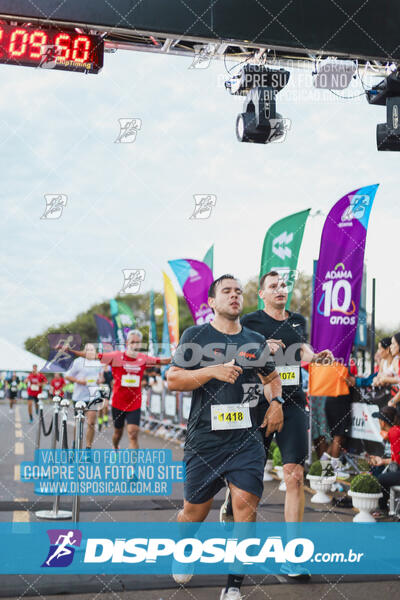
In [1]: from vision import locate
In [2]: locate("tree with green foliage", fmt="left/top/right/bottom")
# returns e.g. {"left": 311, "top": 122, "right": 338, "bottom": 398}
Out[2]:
{"left": 25, "top": 273, "right": 395, "bottom": 361}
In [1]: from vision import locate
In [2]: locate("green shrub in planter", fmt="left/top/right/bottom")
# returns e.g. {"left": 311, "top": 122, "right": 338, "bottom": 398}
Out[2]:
{"left": 308, "top": 460, "right": 322, "bottom": 476}
{"left": 268, "top": 441, "right": 278, "bottom": 460}
{"left": 357, "top": 459, "right": 370, "bottom": 473}
{"left": 309, "top": 460, "right": 335, "bottom": 477}
{"left": 350, "top": 473, "right": 380, "bottom": 494}
{"left": 272, "top": 446, "right": 282, "bottom": 467}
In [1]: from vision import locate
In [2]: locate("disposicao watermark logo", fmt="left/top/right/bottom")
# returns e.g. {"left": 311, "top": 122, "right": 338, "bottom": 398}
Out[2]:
{"left": 115, "top": 118, "right": 142, "bottom": 143}
{"left": 189, "top": 195, "right": 216, "bottom": 219}
{"left": 41, "top": 194, "right": 68, "bottom": 219}
{"left": 120, "top": 269, "right": 146, "bottom": 294}
{"left": 42, "top": 529, "right": 82, "bottom": 567}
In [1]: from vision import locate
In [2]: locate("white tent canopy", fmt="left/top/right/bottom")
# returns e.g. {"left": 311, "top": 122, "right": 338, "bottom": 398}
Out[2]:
{"left": 0, "top": 337, "right": 46, "bottom": 372}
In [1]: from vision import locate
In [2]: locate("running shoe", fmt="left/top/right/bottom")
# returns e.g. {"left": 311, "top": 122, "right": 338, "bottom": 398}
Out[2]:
{"left": 219, "top": 587, "right": 243, "bottom": 599}
{"left": 280, "top": 562, "right": 311, "bottom": 580}
{"left": 29, "top": 415, "right": 33, "bottom": 423}
{"left": 172, "top": 559, "right": 193, "bottom": 584}
{"left": 220, "top": 487, "right": 234, "bottom": 523}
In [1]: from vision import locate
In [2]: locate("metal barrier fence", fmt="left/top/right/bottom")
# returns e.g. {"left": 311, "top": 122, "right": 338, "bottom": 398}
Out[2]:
{"left": 141, "top": 386, "right": 390, "bottom": 461}
{"left": 140, "top": 388, "right": 191, "bottom": 442}
{"left": 34, "top": 392, "right": 104, "bottom": 522}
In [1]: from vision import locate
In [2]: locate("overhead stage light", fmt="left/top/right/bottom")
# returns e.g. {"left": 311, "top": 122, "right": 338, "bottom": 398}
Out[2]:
{"left": 367, "top": 70, "right": 400, "bottom": 151}
{"left": 225, "top": 65, "right": 290, "bottom": 144}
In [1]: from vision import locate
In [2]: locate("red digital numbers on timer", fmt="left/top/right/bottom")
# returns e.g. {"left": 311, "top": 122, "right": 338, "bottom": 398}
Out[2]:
{"left": 0, "top": 26, "right": 92, "bottom": 63}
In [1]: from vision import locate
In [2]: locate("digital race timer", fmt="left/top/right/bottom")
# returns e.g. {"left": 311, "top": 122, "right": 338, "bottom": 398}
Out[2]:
{"left": 0, "top": 23, "right": 103, "bottom": 73}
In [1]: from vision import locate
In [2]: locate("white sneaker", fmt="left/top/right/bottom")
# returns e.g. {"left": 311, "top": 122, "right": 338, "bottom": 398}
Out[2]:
{"left": 219, "top": 487, "right": 234, "bottom": 523}
{"left": 172, "top": 559, "right": 194, "bottom": 585}
{"left": 280, "top": 562, "right": 311, "bottom": 580}
{"left": 172, "top": 572, "right": 193, "bottom": 585}
{"left": 220, "top": 588, "right": 242, "bottom": 600}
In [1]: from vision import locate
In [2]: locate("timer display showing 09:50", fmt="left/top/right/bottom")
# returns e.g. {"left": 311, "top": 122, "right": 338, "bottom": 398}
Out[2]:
{"left": 0, "top": 23, "right": 103, "bottom": 74}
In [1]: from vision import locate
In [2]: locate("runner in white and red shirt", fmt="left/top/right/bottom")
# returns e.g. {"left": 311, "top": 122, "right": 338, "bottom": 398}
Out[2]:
{"left": 68, "top": 330, "right": 170, "bottom": 449}
{"left": 25, "top": 365, "right": 48, "bottom": 422}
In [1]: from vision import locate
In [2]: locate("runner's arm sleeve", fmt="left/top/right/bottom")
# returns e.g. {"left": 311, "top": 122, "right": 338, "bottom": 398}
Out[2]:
{"left": 97, "top": 351, "right": 119, "bottom": 366}
{"left": 168, "top": 327, "right": 213, "bottom": 390}
{"left": 144, "top": 356, "right": 163, "bottom": 366}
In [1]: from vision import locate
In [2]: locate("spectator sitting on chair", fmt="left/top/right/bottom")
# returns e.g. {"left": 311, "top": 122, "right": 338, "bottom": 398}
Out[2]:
{"left": 387, "top": 333, "right": 400, "bottom": 410}
{"left": 373, "top": 337, "right": 399, "bottom": 388}
{"left": 368, "top": 406, "right": 400, "bottom": 517}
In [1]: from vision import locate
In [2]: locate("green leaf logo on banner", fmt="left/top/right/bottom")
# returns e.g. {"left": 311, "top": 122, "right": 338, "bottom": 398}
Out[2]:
{"left": 258, "top": 209, "right": 311, "bottom": 309}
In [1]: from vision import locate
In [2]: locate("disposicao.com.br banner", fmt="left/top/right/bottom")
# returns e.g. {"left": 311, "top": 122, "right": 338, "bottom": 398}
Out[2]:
{"left": 1, "top": 522, "right": 399, "bottom": 575}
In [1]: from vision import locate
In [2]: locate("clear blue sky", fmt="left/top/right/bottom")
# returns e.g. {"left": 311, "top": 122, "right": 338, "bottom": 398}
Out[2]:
{"left": 0, "top": 49, "right": 397, "bottom": 346}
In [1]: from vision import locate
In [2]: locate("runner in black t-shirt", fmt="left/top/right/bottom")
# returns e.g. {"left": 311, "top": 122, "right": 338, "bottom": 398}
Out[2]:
{"left": 233, "top": 271, "right": 332, "bottom": 579}
{"left": 167, "top": 274, "right": 283, "bottom": 600}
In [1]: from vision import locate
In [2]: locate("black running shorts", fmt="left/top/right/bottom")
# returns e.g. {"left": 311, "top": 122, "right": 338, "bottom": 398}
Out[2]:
{"left": 111, "top": 406, "right": 141, "bottom": 429}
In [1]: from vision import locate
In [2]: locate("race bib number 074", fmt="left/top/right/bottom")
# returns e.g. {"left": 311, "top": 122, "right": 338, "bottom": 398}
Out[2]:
{"left": 276, "top": 365, "right": 300, "bottom": 386}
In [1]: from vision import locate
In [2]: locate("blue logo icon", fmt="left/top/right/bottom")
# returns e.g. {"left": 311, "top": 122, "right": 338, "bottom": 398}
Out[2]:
{"left": 42, "top": 529, "right": 82, "bottom": 567}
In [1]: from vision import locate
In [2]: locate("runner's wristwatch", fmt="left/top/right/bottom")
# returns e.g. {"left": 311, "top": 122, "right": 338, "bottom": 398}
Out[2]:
{"left": 271, "top": 396, "right": 285, "bottom": 405}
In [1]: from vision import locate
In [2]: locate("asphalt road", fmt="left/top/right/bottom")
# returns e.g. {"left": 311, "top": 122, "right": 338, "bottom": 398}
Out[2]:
{"left": 0, "top": 400, "right": 398, "bottom": 600}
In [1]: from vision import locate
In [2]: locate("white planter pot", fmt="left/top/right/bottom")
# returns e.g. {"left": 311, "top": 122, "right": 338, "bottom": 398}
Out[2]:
{"left": 348, "top": 491, "right": 383, "bottom": 522}
{"left": 275, "top": 466, "right": 286, "bottom": 491}
{"left": 306, "top": 474, "right": 337, "bottom": 504}
{"left": 263, "top": 459, "right": 274, "bottom": 481}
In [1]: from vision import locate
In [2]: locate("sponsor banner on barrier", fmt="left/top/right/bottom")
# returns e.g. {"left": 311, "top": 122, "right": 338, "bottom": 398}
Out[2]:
{"left": 20, "top": 449, "right": 185, "bottom": 496}
{"left": 1, "top": 523, "right": 399, "bottom": 574}
{"left": 351, "top": 402, "right": 382, "bottom": 442}
{"left": 150, "top": 394, "right": 162, "bottom": 415}
{"left": 164, "top": 393, "right": 177, "bottom": 417}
